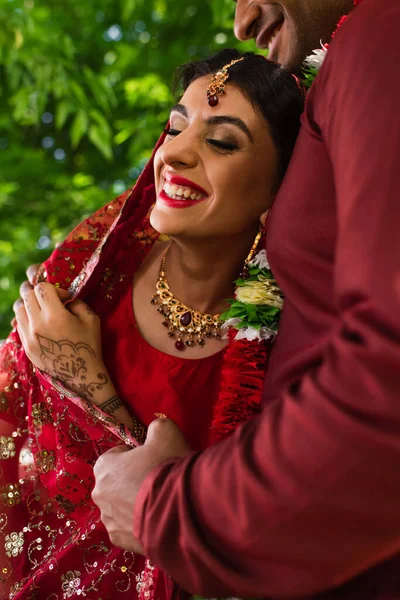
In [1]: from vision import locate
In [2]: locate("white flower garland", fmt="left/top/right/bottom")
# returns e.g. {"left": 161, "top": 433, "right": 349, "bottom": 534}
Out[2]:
{"left": 220, "top": 250, "right": 283, "bottom": 342}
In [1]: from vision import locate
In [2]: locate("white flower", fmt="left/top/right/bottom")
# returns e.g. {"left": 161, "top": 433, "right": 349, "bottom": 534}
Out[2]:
{"left": 221, "top": 318, "right": 242, "bottom": 339}
{"left": 236, "top": 281, "right": 284, "bottom": 309}
{"left": 249, "top": 249, "right": 270, "bottom": 270}
{"left": 304, "top": 43, "right": 327, "bottom": 70}
{"left": 234, "top": 326, "right": 276, "bottom": 342}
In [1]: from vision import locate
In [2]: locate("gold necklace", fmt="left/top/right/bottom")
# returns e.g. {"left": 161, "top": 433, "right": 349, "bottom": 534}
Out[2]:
{"left": 151, "top": 248, "right": 222, "bottom": 351}
{"left": 151, "top": 229, "right": 263, "bottom": 352}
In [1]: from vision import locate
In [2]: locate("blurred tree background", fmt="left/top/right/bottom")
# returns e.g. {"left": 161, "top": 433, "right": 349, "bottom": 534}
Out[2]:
{"left": 0, "top": 0, "right": 258, "bottom": 339}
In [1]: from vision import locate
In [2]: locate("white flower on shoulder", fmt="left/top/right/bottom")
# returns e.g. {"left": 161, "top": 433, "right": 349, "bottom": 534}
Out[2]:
{"left": 234, "top": 326, "right": 276, "bottom": 342}
{"left": 248, "top": 249, "right": 270, "bottom": 270}
{"left": 304, "top": 43, "right": 328, "bottom": 70}
{"left": 221, "top": 318, "right": 242, "bottom": 335}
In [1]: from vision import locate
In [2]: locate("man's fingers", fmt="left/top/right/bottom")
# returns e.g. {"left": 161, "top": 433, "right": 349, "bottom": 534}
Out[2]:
{"left": 146, "top": 418, "right": 181, "bottom": 441}
{"left": 26, "top": 264, "right": 41, "bottom": 286}
{"left": 93, "top": 445, "right": 131, "bottom": 477}
{"left": 103, "top": 444, "right": 131, "bottom": 456}
{"left": 145, "top": 418, "right": 190, "bottom": 456}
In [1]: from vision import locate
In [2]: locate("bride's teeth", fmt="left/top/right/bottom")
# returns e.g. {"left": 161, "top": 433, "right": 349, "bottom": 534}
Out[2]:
{"left": 163, "top": 179, "right": 206, "bottom": 200}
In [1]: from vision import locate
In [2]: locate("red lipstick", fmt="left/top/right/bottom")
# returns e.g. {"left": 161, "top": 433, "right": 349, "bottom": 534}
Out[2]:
{"left": 164, "top": 172, "right": 208, "bottom": 197}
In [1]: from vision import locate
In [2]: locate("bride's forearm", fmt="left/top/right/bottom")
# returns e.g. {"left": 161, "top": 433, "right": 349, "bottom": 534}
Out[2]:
{"left": 78, "top": 375, "right": 136, "bottom": 430}
{"left": 94, "top": 385, "right": 136, "bottom": 429}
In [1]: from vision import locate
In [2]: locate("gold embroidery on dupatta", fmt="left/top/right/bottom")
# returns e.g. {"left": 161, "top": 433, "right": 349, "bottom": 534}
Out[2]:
{"left": 55, "top": 495, "right": 75, "bottom": 515}
{"left": 31, "top": 402, "right": 52, "bottom": 428}
{"left": 61, "top": 570, "right": 83, "bottom": 597}
{"left": 0, "top": 484, "right": 21, "bottom": 508}
{"left": 35, "top": 449, "right": 56, "bottom": 474}
{"left": 0, "top": 394, "right": 8, "bottom": 412}
{"left": 114, "top": 551, "right": 136, "bottom": 592}
{"left": 0, "top": 437, "right": 16, "bottom": 460}
{"left": 4, "top": 531, "right": 24, "bottom": 558}
{"left": 136, "top": 559, "right": 156, "bottom": 599}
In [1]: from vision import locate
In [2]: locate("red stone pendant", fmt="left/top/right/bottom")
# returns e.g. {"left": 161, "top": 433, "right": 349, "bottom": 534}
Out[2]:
{"left": 180, "top": 311, "right": 192, "bottom": 327}
{"left": 208, "top": 95, "right": 219, "bottom": 107}
{"left": 175, "top": 340, "right": 185, "bottom": 351}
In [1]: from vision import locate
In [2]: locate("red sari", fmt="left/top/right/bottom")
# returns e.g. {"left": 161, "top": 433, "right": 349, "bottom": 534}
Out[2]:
{"left": 0, "top": 136, "right": 269, "bottom": 599}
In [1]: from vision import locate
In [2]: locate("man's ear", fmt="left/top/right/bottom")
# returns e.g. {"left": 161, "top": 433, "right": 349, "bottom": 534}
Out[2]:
{"left": 259, "top": 209, "right": 270, "bottom": 227}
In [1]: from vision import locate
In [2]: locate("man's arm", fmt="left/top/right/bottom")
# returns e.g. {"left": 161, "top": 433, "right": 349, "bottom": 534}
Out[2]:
{"left": 132, "top": 1, "right": 400, "bottom": 597}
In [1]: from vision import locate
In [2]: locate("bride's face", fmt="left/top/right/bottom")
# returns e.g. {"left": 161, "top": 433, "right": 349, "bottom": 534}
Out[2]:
{"left": 151, "top": 75, "right": 278, "bottom": 240}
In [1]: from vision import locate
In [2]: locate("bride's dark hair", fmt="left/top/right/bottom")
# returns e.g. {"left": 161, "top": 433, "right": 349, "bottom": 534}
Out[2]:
{"left": 174, "top": 49, "right": 304, "bottom": 183}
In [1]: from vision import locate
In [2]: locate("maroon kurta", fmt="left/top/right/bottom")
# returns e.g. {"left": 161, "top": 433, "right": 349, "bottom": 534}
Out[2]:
{"left": 133, "top": 0, "right": 400, "bottom": 597}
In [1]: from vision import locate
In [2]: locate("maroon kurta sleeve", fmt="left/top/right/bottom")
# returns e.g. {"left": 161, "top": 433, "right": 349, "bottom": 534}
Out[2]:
{"left": 133, "top": 1, "right": 400, "bottom": 597}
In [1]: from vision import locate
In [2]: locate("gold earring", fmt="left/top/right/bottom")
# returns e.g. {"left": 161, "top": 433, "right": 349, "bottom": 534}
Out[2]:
{"left": 242, "top": 225, "right": 264, "bottom": 276}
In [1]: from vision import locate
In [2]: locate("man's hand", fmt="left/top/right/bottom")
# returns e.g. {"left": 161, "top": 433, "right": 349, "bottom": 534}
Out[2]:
{"left": 92, "top": 418, "right": 191, "bottom": 553}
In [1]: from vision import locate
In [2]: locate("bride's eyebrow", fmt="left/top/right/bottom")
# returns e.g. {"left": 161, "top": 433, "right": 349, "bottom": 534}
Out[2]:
{"left": 207, "top": 115, "right": 254, "bottom": 142}
{"left": 170, "top": 104, "right": 188, "bottom": 118}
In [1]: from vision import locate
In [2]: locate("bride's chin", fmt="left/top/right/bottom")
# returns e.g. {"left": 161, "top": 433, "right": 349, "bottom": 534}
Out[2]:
{"left": 149, "top": 206, "right": 184, "bottom": 236}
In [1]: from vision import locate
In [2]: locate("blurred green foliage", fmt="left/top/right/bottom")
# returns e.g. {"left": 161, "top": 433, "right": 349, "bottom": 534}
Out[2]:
{"left": 0, "top": 0, "right": 258, "bottom": 338}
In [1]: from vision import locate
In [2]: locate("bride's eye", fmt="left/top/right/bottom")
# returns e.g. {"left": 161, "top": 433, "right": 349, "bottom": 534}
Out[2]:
{"left": 207, "top": 138, "right": 239, "bottom": 154}
{"left": 164, "top": 128, "right": 182, "bottom": 137}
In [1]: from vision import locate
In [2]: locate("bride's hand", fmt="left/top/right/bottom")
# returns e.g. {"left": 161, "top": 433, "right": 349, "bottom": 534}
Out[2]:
{"left": 13, "top": 282, "right": 108, "bottom": 398}
{"left": 13, "top": 283, "right": 138, "bottom": 432}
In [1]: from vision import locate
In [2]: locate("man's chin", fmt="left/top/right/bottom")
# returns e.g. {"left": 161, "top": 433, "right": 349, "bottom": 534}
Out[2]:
{"left": 272, "top": 45, "right": 307, "bottom": 76}
{"left": 268, "top": 31, "right": 303, "bottom": 75}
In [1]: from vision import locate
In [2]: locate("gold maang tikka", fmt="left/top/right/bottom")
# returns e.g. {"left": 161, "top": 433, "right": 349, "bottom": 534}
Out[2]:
{"left": 150, "top": 226, "right": 264, "bottom": 352}
{"left": 207, "top": 57, "right": 245, "bottom": 107}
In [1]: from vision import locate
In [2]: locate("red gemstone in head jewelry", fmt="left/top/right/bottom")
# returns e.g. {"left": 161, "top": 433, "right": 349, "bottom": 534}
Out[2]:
{"left": 206, "top": 57, "right": 245, "bottom": 107}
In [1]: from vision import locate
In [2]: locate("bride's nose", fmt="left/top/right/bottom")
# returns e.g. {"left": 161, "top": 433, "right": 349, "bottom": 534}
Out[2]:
{"left": 234, "top": 0, "right": 261, "bottom": 42}
{"left": 159, "top": 130, "right": 198, "bottom": 169}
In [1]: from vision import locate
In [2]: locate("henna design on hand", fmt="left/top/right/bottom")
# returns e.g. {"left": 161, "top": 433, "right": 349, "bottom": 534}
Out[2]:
{"left": 23, "top": 296, "right": 32, "bottom": 314}
{"left": 98, "top": 395, "right": 124, "bottom": 416}
{"left": 36, "top": 284, "right": 47, "bottom": 301}
{"left": 37, "top": 335, "right": 108, "bottom": 401}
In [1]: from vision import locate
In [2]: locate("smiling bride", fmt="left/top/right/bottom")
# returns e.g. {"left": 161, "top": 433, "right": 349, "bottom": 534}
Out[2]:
{"left": 1, "top": 49, "right": 303, "bottom": 599}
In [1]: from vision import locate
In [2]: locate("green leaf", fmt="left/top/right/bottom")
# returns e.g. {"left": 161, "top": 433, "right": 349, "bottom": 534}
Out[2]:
{"left": 70, "top": 110, "right": 89, "bottom": 148}
{"left": 88, "top": 124, "right": 113, "bottom": 161}
{"left": 70, "top": 81, "right": 88, "bottom": 107}
{"left": 121, "top": 0, "right": 138, "bottom": 22}
{"left": 56, "top": 100, "right": 74, "bottom": 129}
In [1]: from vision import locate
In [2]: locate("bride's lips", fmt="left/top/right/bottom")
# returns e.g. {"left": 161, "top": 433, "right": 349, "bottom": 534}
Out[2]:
{"left": 158, "top": 173, "right": 209, "bottom": 209}
{"left": 164, "top": 173, "right": 208, "bottom": 197}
